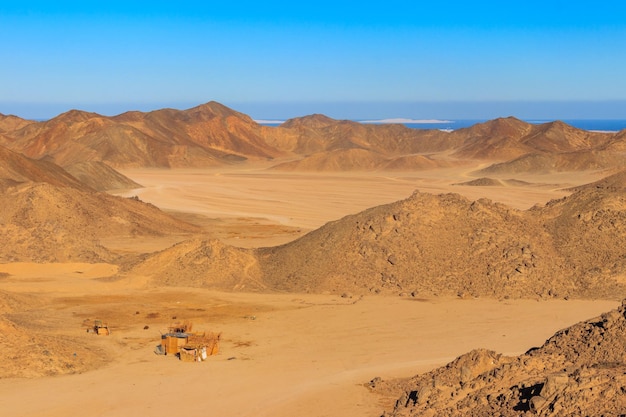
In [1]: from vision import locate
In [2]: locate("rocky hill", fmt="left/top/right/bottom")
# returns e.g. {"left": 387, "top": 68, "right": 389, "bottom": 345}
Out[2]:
{"left": 452, "top": 118, "right": 612, "bottom": 158}
{"left": 0, "top": 142, "right": 200, "bottom": 262}
{"left": 0, "top": 182, "right": 200, "bottom": 263}
{"left": 449, "top": 117, "right": 535, "bottom": 160}
{"left": 375, "top": 300, "right": 626, "bottom": 416}
{"left": 125, "top": 239, "right": 264, "bottom": 291}
{"left": 535, "top": 170, "right": 626, "bottom": 280}
{"left": 257, "top": 191, "right": 554, "bottom": 297}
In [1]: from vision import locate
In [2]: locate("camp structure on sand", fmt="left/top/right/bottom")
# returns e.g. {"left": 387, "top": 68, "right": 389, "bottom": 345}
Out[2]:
{"left": 155, "top": 321, "right": 220, "bottom": 362}
{"left": 86, "top": 319, "right": 110, "bottom": 335}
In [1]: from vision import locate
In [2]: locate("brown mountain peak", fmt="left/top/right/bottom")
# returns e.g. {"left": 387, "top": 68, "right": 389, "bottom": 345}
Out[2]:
{"left": 183, "top": 101, "right": 253, "bottom": 122}
{"left": 51, "top": 109, "right": 103, "bottom": 124}
{"left": 281, "top": 113, "right": 338, "bottom": 129}
{"left": 533, "top": 119, "right": 579, "bottom": 134}
{"left": 452, "top": 118, "right": 533, "bottom": 153}
{"left": 472, "top": 116, "right": 530, "bottom": 135}
{"left": 523, "top": 119, "right": 609, "bottom": 154}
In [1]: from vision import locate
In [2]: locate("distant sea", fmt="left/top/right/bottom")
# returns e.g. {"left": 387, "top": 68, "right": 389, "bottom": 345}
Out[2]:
{"left": 399, "top": 119, "right": 626, "bottom": 133}
{"left": 257, "top": 119, "right": 626, "bottom": 133}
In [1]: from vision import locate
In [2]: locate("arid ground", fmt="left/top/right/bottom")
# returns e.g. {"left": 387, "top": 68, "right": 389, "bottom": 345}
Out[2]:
{"left": 0, "top": 163, "right": 619, "bottom": 417}
{"left": 113, "top": 163, "right": 594, "bottom": 247}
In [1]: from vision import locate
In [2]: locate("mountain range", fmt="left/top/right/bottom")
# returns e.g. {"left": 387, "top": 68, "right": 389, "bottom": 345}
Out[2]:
{"left": 1, "top": 102, "right": 624, "bottom": 176}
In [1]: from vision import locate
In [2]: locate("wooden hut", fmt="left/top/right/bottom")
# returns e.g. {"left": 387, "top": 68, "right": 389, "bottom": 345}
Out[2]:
{"left": 160, "top": 332, "right": 189, "bottom": 355}
{"left": 155, "top": 321, "right": 220, "bottom": 361}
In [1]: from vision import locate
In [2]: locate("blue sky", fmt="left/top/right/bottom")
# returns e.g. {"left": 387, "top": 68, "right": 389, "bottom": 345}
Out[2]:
{"left": 1, "top": 1, "right": 625, "bottom": 120}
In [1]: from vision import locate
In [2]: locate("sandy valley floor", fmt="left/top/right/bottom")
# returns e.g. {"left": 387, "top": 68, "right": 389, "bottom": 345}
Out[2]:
{"left": 0, "top": 164, "right": 617, "bottom": 417}
{"left": 113, "top": 164, "right": 600, "bottom": 247}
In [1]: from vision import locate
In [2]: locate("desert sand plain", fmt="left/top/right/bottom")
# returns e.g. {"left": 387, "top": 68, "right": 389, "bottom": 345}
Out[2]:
{"left": 0, "top": 162, "right": 619, "bottom": 417}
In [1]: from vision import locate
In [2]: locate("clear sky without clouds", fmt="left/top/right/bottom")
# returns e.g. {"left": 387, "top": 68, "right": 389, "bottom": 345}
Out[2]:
{"left": 1, "top": 1, "right": 625, "bottom": 120}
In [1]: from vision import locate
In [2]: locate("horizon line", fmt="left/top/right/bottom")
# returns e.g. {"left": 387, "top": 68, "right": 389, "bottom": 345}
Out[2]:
{"left": 2, "top": 99, "right": 626, "bottom": 121}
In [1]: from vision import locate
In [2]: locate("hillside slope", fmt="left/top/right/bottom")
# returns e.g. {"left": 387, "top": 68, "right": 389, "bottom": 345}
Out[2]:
{"left": 0, "top": 183, "right": 200, "bottom": 262}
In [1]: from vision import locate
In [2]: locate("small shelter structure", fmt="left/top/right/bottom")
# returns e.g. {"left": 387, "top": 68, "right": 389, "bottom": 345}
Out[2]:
{"left": 91, "top": 319, "right": 110, "bottom": 335}
{"left": 179, "top": 332, "right": 221, "bottom": 362}
{"left": 155, "top": 321, "right": 220, "bottom": 361}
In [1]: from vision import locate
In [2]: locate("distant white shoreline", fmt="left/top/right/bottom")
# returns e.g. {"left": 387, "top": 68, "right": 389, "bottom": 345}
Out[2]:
{"left": 254, "top": 119, "right": 286, "bottom": 124}
{"left": 254, "top": 118, "right": 455, "bottom": 125}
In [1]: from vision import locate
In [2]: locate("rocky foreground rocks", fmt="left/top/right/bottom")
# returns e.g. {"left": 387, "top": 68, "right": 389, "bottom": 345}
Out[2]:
{"left": 373, "top": 300, "right": 626, "bottom": 416}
